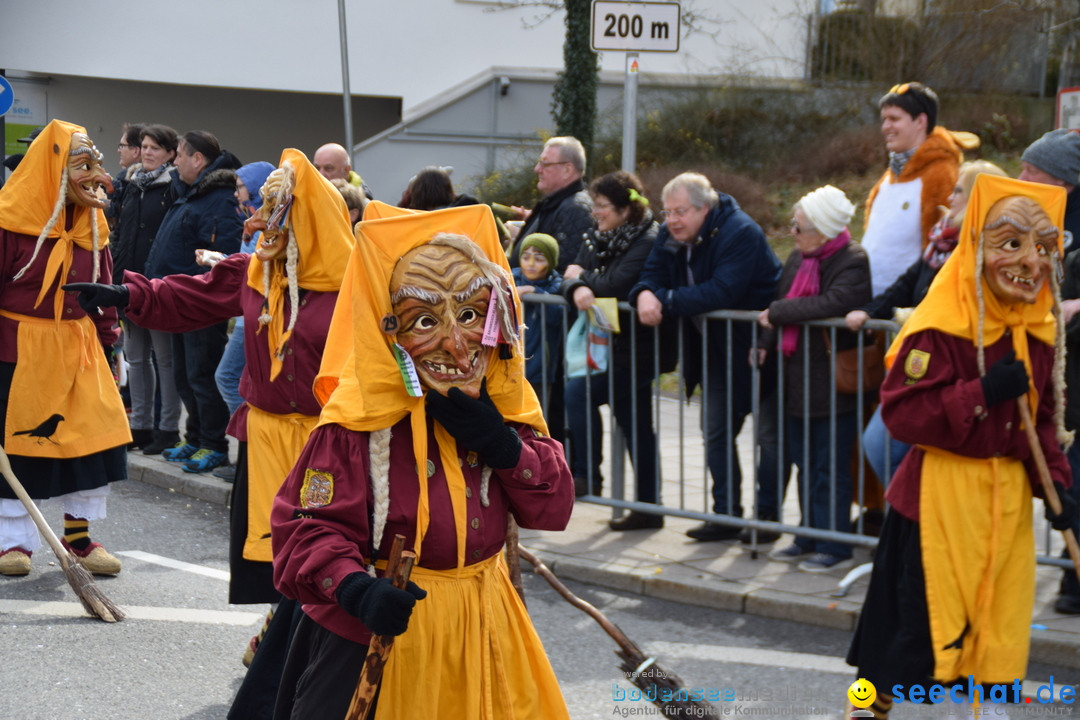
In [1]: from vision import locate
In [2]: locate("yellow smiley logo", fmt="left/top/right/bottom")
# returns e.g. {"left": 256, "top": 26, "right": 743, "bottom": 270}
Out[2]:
{"left": 847, "top": 678, "right": 876, "bottom": 709}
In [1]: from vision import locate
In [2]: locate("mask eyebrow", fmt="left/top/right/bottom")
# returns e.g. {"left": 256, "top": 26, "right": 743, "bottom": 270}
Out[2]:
{"left": 984, "top": 215, "right": 1030, "bottom": 233}
{"left": 391, "top": 285, "right": 441, "bottom": 305}
{"left": 1037, "top": 225, "right": 1060, "bottom": 238}
{"left": 454, "top": 276, "right": 492, "bottom": 303}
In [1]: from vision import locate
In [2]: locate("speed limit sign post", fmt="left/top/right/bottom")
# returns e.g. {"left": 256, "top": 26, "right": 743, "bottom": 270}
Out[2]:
{"left": 591, "top": 1, "right": 680, "bottom": 53}
{"left": 591, "top": 2, "right": 681, "bottom": 172}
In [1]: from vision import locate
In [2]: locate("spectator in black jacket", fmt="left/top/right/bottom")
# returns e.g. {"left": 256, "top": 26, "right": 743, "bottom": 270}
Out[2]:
{"left": 110, "top": 124, "right": 183, "bottom": 454}
{"left": 507, "top": 136, "right": 594, "bottom": 272}
{"left": 562, "top": 171, "right": 662, "bottom": 528}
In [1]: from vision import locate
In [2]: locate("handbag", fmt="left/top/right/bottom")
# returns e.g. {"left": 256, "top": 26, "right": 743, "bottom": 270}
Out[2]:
{"left": 565, "top": 310, "right": 612, "bottom": 378}
{"left": 824, "top": 329, "right": 885, "bottom": 394}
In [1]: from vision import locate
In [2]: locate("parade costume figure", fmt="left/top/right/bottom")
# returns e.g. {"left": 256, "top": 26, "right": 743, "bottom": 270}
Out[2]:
{"left": 67, "top": 149, "right": 354, "bottom": 604}
{"left": 0, "top": 120, "right": 128, "bottom": 577}
{"left": 847, "top": 176, "right": 1075, "bottom": 718}
{"left": 271, "top": 203, "right": 574, "bottom": 720}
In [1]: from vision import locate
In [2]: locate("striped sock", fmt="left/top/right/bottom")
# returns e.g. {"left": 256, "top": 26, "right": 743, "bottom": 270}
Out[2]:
{"left": 63, "top": 514, "right": 91, "bottom": 552}
{"left": 870, "top": 696, "right": 893, "bottom": 719}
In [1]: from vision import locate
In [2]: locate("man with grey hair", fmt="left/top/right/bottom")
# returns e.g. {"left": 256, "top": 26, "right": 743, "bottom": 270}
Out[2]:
{"left": 508, "top": 136, "right": 594, "bottom": 273}
{"left": 630, "top": 172, "right": 781, "bottom": 541}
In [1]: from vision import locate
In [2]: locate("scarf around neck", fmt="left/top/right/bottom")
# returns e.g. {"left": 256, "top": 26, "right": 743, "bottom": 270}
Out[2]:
{"left": 781, "top": 228, "right": 850, "bottom": 356}
{"left": 131, "top": 162, "right": 172, "bottom": 190}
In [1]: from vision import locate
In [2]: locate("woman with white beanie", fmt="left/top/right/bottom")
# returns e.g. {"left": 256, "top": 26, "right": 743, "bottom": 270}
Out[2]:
{"left": 754, "top": 185, "right": 872, "bottom": 572}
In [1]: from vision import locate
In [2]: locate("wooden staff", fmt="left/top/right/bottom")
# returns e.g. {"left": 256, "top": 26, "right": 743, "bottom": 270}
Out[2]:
{"left": 0, "top": 446, "right": 123, "bottom": 622}
{"left": 1016, "top": 400, "right": 1080, "bottom": 581}
{"left": 345, "top": 534, "right": 416, "bottom": 720}
{"left": 505, "top": 515, "right": 525, "bottom": 606}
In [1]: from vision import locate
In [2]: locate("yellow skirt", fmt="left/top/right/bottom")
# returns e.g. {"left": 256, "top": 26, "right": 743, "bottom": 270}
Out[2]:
{"left": 378, "top": 554, "right": 570, "bottom": 720}
{"left": 919, "top": 447, "right": 1035, "bottom": 683}
{"left": 243, "top": 406, "right": 319, "bottom": 562}
{"left": 3, "top": 311, "right": 129, "bottom": 458}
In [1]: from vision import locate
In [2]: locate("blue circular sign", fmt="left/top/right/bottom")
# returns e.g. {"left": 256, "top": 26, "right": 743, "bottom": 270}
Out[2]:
{"left": 0, "top": 75, "right": 13, "bottom": 117}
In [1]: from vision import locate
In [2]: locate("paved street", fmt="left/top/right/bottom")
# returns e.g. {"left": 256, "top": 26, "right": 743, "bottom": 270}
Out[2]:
{"left": 1, "top": 476, "right": 1076, "bottom": 719}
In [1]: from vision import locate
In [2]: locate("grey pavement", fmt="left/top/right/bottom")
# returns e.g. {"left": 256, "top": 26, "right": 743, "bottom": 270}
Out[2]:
{"left": 129, "top": 392, "right": 1080, "bottom": 671}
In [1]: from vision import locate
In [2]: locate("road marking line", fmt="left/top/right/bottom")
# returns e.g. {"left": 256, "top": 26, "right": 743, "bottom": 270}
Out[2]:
{"left": 647, "top": 641, "right": 852, "bottom": 675}
{"left": 115, "top": 550, "right": 230, "bottom": 581}
{"left": 0, "top": 599, "right": 261, "bottom": 625}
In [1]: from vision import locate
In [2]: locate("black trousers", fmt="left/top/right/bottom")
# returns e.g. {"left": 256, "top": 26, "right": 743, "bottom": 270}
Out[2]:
{"left": 273, "top": 613, "right": 372, "bottom": 720}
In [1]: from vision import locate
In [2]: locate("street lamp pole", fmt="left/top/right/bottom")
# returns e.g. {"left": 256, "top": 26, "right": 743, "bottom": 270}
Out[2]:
{"left": 337, "top": 0, "right": 354, "bottom": 157}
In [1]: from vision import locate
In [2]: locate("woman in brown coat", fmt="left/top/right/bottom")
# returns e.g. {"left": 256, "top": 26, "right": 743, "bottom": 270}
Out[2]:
{"left": 756, "top": 185, "right": 872, "bottom": 572}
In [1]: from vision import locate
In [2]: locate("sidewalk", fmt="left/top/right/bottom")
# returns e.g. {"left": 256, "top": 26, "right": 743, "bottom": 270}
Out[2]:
{"left": 128, "top": 445, "right": 1080, "bottom": 670}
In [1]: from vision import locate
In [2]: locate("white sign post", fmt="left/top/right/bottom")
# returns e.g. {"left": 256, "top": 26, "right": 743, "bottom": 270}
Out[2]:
{"left": 591, "top": 1, "right": 680, "bottom": 173}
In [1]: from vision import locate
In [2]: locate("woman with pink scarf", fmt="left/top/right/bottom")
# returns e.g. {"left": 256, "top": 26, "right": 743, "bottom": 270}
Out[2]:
{"left": 755, "top": 185, "right": 872, "bottom": 572}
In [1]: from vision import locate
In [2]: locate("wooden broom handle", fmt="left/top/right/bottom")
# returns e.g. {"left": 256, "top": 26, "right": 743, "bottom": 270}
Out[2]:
{"left": 344, "top": 534, "right": 415, "bottom": 720}
{"left": 0, "top": 445, "right": 68, "bottom": 561}
{"left": 1016, "top": 400, "right": 1080, "bottom": 582}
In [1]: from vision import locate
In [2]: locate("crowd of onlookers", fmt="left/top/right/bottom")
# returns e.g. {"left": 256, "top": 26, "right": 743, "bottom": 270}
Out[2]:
{"left": 16, "top": 79, "right": 1078, "bottom": 615}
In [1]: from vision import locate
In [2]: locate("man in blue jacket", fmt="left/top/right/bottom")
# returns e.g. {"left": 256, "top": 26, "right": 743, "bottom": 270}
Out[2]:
{"left": 144, "top": 130, "right": 242, "bottom": 473}
{"left": 631, "top": 172, "right": 781, "bottom": 541}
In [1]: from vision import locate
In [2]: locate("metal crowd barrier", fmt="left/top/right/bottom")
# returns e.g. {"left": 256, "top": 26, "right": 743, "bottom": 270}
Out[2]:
{"left": 519, "top": 294, "right": 1071, "bottom": 569}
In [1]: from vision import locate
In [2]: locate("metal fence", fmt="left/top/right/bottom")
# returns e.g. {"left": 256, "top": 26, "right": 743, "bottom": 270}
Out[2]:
{"left": 521, "top": 293, "right": 1071, "bottom": 570}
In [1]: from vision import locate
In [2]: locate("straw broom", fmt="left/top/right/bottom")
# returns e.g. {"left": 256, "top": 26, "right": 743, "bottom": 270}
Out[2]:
{"left": 0, "top": 445, "right": 124, "bottom": 622}
{"left": 518, "top": 545, "right": 717, "bottom": 718}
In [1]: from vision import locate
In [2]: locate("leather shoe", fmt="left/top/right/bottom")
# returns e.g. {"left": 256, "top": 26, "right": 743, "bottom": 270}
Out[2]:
{"left": 1054, "top": 593, "right": 1080, "bottom": 615}
{"left": 609, "top": 511, "right": 663, "bottom": 531}
{"left": 686, "top": 522, "right": 741, "bottom": 542}
{"left": 62, "top": 539, "right": 121, "bottom": 576}
{"left": 0, "top": 547, "right": 31, "bottom": 576}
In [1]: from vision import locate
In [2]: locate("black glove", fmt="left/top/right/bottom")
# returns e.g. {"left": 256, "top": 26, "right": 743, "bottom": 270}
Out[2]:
{"left": 61, "top": 282, "right": 130, "bottom": 315}
{"left": 980, "top": 350, "right": 1029, "bottom": 408}
{"left": 336, "top": 572, "right": 427, "bottom": 637}
{"left": 425, "top": 379, "right": 522, "bottom": 469}
{"left": 1046, "top": 483, "right": 1079, "bottom": 532}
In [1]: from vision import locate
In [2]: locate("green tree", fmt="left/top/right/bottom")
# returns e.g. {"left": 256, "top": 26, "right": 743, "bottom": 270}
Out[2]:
{"left": 551, "top": 0, "right": 599, "bottom": 169}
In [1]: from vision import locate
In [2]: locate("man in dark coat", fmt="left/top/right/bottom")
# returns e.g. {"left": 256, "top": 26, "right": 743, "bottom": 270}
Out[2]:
{"left": 508, "top": 136, "right": 594, "bottom": 273}
{"left": 144, "top": 130, "right": 242, "bottom": 474}
{"left": 631, "top": 172, "right": 781, "bottom": 541}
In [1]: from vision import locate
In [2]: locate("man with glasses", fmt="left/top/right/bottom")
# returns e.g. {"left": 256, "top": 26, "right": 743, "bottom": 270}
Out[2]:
{"left": 630, "top": 172, "right": 781, "bottom": 541}
{"left": 508, "top": 136, "right": 594, "bottom": 272}
{"left": 863, "top": 82, "right": 962, "bottom": 296}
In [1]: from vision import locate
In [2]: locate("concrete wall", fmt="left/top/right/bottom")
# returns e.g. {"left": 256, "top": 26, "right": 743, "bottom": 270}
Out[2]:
{"left": 8, "top": 74, "right": 401, "bottom": 179}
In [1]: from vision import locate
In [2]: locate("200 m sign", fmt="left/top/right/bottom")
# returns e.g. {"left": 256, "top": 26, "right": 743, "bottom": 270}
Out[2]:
{"left": 591, "top": 1, "right": 681, "bottom": 53}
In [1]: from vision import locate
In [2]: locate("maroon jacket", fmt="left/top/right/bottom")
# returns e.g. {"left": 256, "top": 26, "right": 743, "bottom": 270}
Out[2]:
{"left": 123, "top": 253, "right": 338, "bottom": 438}
{"left": 0, "top": 228, "right": 119, "bottom": 362}
{"left": 882, "top": 328, "right": 1070, "bottom": 521}
{"left": 272, "top": 419, "right": 574, "bottom": 644}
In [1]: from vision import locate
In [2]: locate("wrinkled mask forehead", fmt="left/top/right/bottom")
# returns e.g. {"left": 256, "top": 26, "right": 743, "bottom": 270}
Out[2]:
{"left": 66, "top": 132, "right": 111, "bottom": 208}
{"left": 390, "top": 243, "right": 485, "bottom": 300}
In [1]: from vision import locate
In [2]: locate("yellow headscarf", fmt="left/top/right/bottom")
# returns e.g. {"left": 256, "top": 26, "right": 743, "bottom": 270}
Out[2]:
{"left": 885, "top": 174, "right": 1066, "bottom": 415}
{"left": 0, "top": 119, "right": 109, "bottom": 318}
{"left": 316, "top": 202, "right": 545, "bottom": 562}
{"left": 246, "top": 148, "right": 354, "bottom": 381}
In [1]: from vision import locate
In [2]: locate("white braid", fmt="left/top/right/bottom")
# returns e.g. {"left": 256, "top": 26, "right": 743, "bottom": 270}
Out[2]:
{"left": 368, "top": 427, "right": 393, "bottom": 569}
{"left": 283, "top": 234, "right": 300, "bottom": 346}
{"left": 480, "top": 466, "right": 491, "bottom": 507}
{"left": 975, "top": 231, "right": 987, "bottom": 377}
{"left": 1049, "top": 266, "right": 1074, "bottom": 449}
{"left": 90, "top": 207, "right": 101, "bottom": 283}
{"left": 12, "top": 164, "right": 68, "bottom": 282}
{"left": 259, "top": 260, "right": 272, "bottom": 326}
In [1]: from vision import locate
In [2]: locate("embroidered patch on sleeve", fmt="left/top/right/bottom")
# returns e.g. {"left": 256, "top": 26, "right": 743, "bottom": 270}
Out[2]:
{"left": 904, "top": 349, "right": 930, "bottom": 383}
{"left": 300, "top": 468, "right": 334, "bottom": 508}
